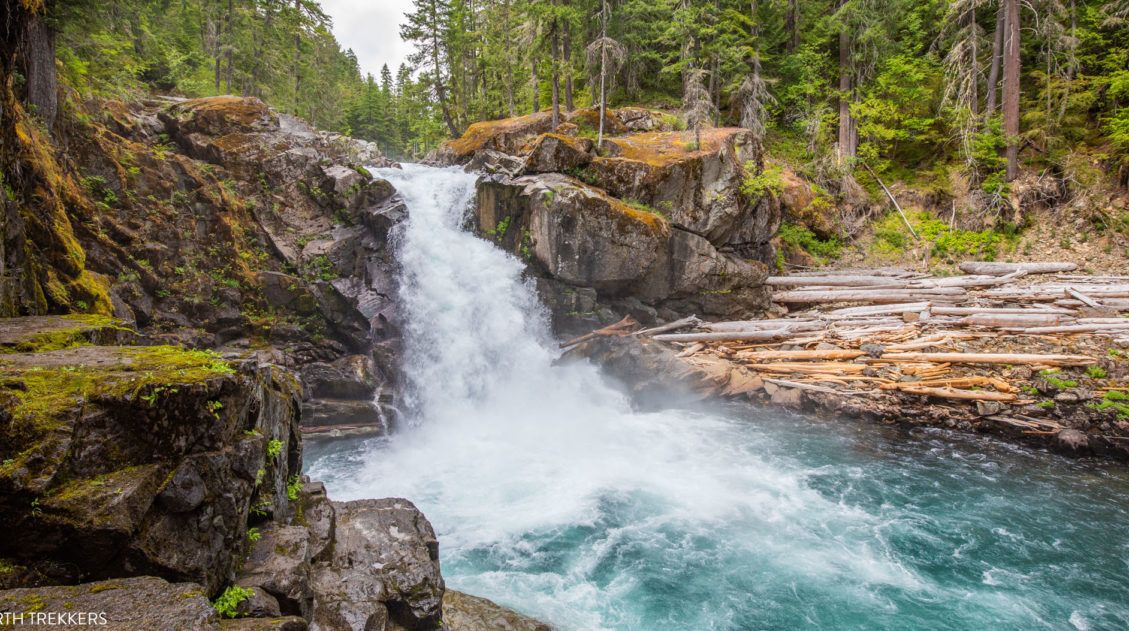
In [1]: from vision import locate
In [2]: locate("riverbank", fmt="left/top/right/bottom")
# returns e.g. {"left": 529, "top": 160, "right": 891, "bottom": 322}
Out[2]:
{"left": 567, "top": 263, "right": 1129, "bottom": 461}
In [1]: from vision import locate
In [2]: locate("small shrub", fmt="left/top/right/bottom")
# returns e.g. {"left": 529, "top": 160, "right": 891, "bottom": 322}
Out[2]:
{"left": 267, "top": 439, "right": 283, "bottom": 459}
{"left": 740, "top": 163, "right": 784, "bottom": 201}
{"left": 777, "top": 222, "right": 841, "bottom": 264}
{"left": 212, "top": 586, "right": 254, "bottom": 619}
{"left": 1085, "top": 365, "right": 1108, "bottom": 379}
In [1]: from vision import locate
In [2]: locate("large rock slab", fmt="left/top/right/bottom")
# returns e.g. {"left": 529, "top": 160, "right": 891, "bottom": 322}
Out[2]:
{"left": 0, "top": 576, "right": 218, "bottom": 631}
{"left": 310, "top": 498, "right": 444, "bottom": 631}
{"left": 0, "top": 343, "right": 302, "bottom": 594}
{"left": 475, "top": 175, "right": 770, "bottom": 318}
{"left": 443, "top": 591, "right": 552, "bottom": 631}
{"left": 588, "top": 128, "right": 781, "bottom": 255}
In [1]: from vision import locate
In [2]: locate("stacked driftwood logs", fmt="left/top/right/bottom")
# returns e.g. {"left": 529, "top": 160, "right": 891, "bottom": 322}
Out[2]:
{"left": 567, "top": 263, "right": 1129, "bottom": 434}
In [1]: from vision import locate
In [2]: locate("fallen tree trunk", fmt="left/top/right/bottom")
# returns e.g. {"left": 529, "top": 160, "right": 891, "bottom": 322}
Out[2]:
{"left": 896, "top": 386, "right": 1017, "bottom": 401}
{"left": 736, "top": 349, "right": 866, "bottom": 361}
{"left": 876, "top": 352, "right": 1095, "bottom": 366}
{"left": 825, "top": 302, "right": 931, "bottom": 317}
{"left": 652, "top": 328, "right": 795, "bottom": 343}
{"left": 958, "top": 313, "right": 1072, "bottom": 328}
{"left": 634, "top": 315, "right": 701, "bottom": 337}
{"left": 931, "top": 306, "right": 1076, "bottom": 316}
{"left": 773, "top": 288, "right": 965, "bottom": 304}
{"left": 959, "top": 261, "right": 1077, "bottom": 275}
{"left": 765, "top": 275, "right": 907, "bottom": 287}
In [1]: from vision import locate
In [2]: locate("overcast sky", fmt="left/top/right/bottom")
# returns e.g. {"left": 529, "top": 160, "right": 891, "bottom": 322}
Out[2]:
{"left": 320, "top": 0, "right": 415, "bottom": 78}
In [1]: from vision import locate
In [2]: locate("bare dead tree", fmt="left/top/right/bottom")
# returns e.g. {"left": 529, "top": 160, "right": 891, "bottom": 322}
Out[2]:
{"left": 585, "top": 0, "right": 625, "bottom": 149}
{"left": 683, "top": 68, "right": 715, "bottom": 149}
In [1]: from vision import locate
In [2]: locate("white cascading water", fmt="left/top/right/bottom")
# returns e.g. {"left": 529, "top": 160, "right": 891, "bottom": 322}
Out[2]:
{"left": 308, "top": 164, "right": 1129, "bottom": 631}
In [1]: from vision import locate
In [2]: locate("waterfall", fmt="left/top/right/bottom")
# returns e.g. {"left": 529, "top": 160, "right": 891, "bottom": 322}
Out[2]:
{"left": 307, "top": 164, "right": 1129, "bottom": 631}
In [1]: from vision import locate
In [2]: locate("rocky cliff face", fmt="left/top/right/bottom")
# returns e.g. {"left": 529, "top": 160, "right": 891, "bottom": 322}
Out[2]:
{"left": 432, "top": 108, "right": 776, "bottom": 332}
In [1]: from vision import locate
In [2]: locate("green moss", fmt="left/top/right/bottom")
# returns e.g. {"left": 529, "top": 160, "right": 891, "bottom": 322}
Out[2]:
{"left": 740, "top": 163, "right": 785, "bottom": 201}
{"left": 1, "top": 315, "right": 124, "bottom": 354}
{"left": 20, "top": 594, "right": 46, "bottom": 613}
{"left": 87, "top": 582, "right": 121, "bottom": 594}
{"left": 0, "top": 559, "right": 21, "bottom": 575}
{"left": 1039, "top": 369, "right": 1078, "bottom": 390}
{"left": 0, "top": 346, "right": 234, "bottom": 437}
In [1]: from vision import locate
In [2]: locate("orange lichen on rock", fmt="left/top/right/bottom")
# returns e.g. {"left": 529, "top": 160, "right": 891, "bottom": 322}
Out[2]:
{"left": 604, "top": 128, "right": 746, "bottom": 167}
{"left": 444, "top": 111, "right": 554, "bottom": 159}
{"left": 606, "top": 196, "right": 671, "bottom": 235}
{"left": 166, "top": 96, "right": 277, "bottom": 135}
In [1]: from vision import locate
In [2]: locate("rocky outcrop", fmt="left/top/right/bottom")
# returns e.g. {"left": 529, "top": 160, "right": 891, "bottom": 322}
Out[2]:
{"left": 443, "top": 591, "right": 552, "bottom": 631}
{"left": 0, "top": 334, "right": 301, "bottom": 594}
{"left": 475, "top": 174, "right": 770, "bottom": 327}
{"left": 589, "top": 128, "right": 781, "bottom": 256}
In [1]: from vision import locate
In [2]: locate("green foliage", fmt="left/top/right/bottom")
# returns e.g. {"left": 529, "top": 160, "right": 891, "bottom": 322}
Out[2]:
{"left": 777, "top": 222, "right": 842, "bottom": 264}
{"left": 267, "top": 439, "right": 283, "bottom": 459}
{"left": 873, "top": 211, "right": 1010, "bottom": 261}
{"left": 287, "top": 475, "right": 303, "bottom": 502}
{"left": 1085, "top": 365, "right": 1108, "bottom": 379}
{"left": 212, "top": 586, "right": 254, "bottom": 619}
{"left": 246, "top": 527, "right": 261, "bottom": 543}
{"left": 1040, "top": 369, "right": 1078, "bottom": 390}
{"left": 740, "top": 163, "right": 784, "bottom": 201}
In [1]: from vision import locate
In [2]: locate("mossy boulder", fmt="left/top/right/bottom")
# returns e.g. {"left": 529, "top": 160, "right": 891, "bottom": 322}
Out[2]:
{"left": 0, "top": 314, "right": 135, "bottom": 353}
{"left": 587, "top": 128, "right": 781, "bottom": 256}
{"left": 521, "top": 133, "right": 593, "bottom": 174}
{"left": 0, "top": 341, "right": 302, "bottom": 595}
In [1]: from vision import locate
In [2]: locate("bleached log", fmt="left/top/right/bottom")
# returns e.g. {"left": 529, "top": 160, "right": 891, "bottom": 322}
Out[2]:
{"left": 958, "top": 313, "right": 1072, "bottom": 327}
{"left": 931, "top": 306, "right": 1076, "bottom": 316}
{"left": 959, "top": 261, "right": 1077, "bottom": 275}
{"left": 634, "top": 315, "right": 702, "bottom": 337}
{"left": 736, "top": 349, "right": 865, "bottom": 361}
{"left": 910, "top": 269, "right": 1027, "bottom": 288}
{"left": 773, "top": 288, "right": 965, "bottom": 304}
{"left": 653, "top": 328, "right": 795, "bottom": 343}
{"left": 1066, "top": 287, "right": 1103, "bottom": 308}
{"left": 703, "top": 319, "right": 819, "bottom": 332}
{"left": 762, "top": 378, "right": 863, "bottom": 395}
{"left": 1018, "top": 323, "right": 1129, "bottom": 335}
{"left": 896, "top": 386, "right": 1017, "bottom": 401}
{"left": 765, "top": 276, "right": 904, "bottom": 287}
{"left": 825, "top": 302, "right": 931, "bottom": 318}
{"left": 876, "top": 352, "right": 1095, "bottom": 366}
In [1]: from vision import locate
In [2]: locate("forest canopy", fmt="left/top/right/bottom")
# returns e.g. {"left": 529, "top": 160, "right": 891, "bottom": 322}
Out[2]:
{"left": 45, "top": 0, "right": 1129, "bottom": 181}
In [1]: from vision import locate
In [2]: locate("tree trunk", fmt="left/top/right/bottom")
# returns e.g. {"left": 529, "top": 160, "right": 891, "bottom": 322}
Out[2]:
{"left": 1002, "top": 0, "right": 1020, "bottom": 180}
{"left": 837, "top": 1, "right": 855, "bottom": 164}
{"left": 531, "top": 56, "right": 540, "bottom": 113}
{"left": 785, "top": 0, "right": 799, "bottom": 51}
{"left": 23, "top": 11, "right": 57, "bottom": 129}
{"left": 563, "top": 20, "right": 574, "bottom": 111}
{"left": 224, "top": 0, "right": 234, "bottom": 93}
{"left": 985, "top": 2, "right": 1005, "bottom": 114}
{"left": 293, "top": 0, "right": 302, "bottom": 113}
{"left": 503, "top": 0, "right": 515, "bottom": 116}
{"left": 550, "top": 24, "right": 560, "bottom": 128}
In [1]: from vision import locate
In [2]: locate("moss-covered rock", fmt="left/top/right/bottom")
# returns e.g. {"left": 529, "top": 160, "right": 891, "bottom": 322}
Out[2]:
{"left": 0, "top": 343, "right": 302, "bottom": 595}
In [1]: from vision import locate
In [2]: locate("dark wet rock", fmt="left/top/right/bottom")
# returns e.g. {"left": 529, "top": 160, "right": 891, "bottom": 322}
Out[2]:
{"left": 239, "top": 525, "right": 314, "bottom": 618}
{"left": 474, "top": 174, "right": 770, "bottom": 321}
{"left": 0, "top": 576, "right": 217, "bottom": 631}
{"left": 300, "top": 399, "right": 385, "bottom": 430}
{"left": 521, "top": 133, "right": 592, "bottom": 174}
{"left": 443, "top": 591, "right": 552, "bottom": 631}
{"left": 310, "top": 498, "right": 444, "bottom": 631}
{"left": 300, "top": 355, "right": 380, "bottom": 400}
{"left": 0, "top": 343, "right": 302, "bottom": 595}
{"left": 299, "top": 481, "right": 336, "bottom": 563}
{"left": 1057, "top": 428, "right": 1090, "bottom": 452}
{"left": 236, "top": 586, "right": 284, "bottom": 618}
